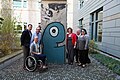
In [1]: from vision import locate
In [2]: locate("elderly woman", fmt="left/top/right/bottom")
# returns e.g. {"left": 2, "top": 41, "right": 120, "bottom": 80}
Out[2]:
{"left": 77, "top": 28, "right": 91, "bottom": 68}
{"left": 66, "top": 27, "right": 77, "bottom": 65}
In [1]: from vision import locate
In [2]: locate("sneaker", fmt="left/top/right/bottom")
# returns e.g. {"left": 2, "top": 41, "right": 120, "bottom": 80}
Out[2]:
{"left": 43, "top": 65, "right": 48, "bottom": 69}
{"left": 81, "top": 64, "right": 86, "bottom": 68}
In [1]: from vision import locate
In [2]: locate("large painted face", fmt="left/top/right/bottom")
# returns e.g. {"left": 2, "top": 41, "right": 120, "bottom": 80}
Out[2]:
{"left": 42, "top": 22, "right": 65, "bottom": 47}
{"left": 42, "top": 22, "right": 65, "bottom": 64}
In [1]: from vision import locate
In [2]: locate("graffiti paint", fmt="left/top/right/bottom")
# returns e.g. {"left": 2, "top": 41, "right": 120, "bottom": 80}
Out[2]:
{"left": 42, "top": 22, "right": 65, "bottom": 64}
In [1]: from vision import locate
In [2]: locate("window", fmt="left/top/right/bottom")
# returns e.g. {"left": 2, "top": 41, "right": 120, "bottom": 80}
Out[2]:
{"left": 13, "top": 0, "right": 27, "bottom": 8}
{"left": 90, "top": 7, "right": 103, "bottom": 42}
{"left": 79, "top": 18, "right": 83, "bottom": 28}
{"left": 79, "top": 0, "right": 89, "bottom": 9}
{"left": 38, "top": 1, "right": 41, "bottom": 9}
{"left": 79, "top": 0, "right": 84, "bottom": 9}
{"left": 23, "top": 0, "right": 27, "bottom": 8}
{"left": 13, "top": 0, "right": 22, "bottom": 8}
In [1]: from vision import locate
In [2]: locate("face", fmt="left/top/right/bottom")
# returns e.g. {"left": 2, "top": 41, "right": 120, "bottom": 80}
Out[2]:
{"left": 28, "top": 25, "right": 32, "bottom": 31}
{"left": 76, "top": 30, "right": 80, "bottom": 35}
{"left": 68, "top": 29, "right": 72, "bottom": 34}
{"left": 36, "top": 27, "right": 40, "bottom": 33}
{"left": 81, "top": 30, "right": 85, "bottom": 35}
{"left": 34, "top": 38, "right": 38, "bottom": 43}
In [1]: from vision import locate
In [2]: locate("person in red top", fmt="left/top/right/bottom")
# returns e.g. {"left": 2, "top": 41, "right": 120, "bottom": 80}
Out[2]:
{"left": 66, "top": 27, "right": 77, "bottom": 65}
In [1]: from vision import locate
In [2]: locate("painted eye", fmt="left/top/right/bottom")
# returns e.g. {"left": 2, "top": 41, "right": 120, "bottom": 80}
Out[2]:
{"left": 50, "top": 27, "right": 59, "bottom": 37}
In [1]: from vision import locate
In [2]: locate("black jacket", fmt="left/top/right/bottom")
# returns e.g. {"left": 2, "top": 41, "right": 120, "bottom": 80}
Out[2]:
{"left": 20, "top": 29, "right": 32, "bottom": 47}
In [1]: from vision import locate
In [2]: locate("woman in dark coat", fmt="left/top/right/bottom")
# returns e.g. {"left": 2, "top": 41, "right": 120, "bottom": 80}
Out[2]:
{"left": 66, "top": 28, "right": 77, "bottom": 65}
{"left": 77, "top": 28, "right": 91, "bottom": 68}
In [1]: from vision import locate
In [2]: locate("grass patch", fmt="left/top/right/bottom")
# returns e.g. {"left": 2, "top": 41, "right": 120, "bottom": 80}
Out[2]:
{"left": 91, "top": 52, "right": 120, "bottom": 75}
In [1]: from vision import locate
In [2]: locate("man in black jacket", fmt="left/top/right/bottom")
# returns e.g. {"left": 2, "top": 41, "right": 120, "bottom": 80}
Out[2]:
{"left": 20, "top": 24, "right": 32, "bottom": 69}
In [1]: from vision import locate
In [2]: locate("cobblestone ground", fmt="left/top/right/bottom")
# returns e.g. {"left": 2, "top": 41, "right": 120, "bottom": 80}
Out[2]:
{"left": 0, "top": 56, "right": 120, "bottom": 80}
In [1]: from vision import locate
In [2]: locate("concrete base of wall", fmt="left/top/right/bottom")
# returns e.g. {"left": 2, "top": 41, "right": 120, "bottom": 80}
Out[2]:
{"left": 0, "top": 50, "right": 23, "bottom": 70}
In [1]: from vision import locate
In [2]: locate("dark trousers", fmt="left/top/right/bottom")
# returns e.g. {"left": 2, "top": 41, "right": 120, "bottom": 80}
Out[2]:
{"left": 78, "top": 49, "right": 91, "bottom": 64}
{"left": 22, "top": 46, "right": 30, "bottom": 68}
{"left": 74, "top": 49, "right": 79, "bottom": 62}
{"left": 33, "top": 54, "right": 46, "bottom": 65}
{"left": 67, "top": 47, "right": 74, "bottom": 64}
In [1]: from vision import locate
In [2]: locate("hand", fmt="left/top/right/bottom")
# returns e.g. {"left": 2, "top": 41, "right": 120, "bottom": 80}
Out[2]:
{"left": 74, "top": 45, "right": 76, "bottom": 48}
{"left": 37, "top": 52, "right": 41, "bottom": 54}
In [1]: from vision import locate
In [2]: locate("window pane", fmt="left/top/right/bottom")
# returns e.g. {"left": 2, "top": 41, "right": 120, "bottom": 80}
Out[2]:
{"left": 13, "top": 0, "right": 22, "bottom": 8}
{"left": 38, "top": 1, "right": 41, "bottom": 9}
{"left": 79, "top": 18, "right": 83, "bottom": 28}
{"left": 98, "top": 11, "right": 103, "bottom": 21}
{"left": 91, "top": 23, "right": 94, "bottom": 40}
{"left": 79, "top": 0, "right": 84, "bottom": 8}
{"left": 97, "top": 21, "right": 102, "bottom": 42}
{"left": 23, "top": 0, "right": 27, "bottom": 8}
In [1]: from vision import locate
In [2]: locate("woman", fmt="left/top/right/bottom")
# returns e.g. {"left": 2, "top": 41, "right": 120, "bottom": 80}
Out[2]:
{"left": 77, "top": 28, "right": 91, "bottom": 68}
{"left": 66, "top": 27, "right": 77, "bottom": 65}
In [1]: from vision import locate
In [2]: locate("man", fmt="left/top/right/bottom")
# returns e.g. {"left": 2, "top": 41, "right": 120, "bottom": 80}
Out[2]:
{"left": 30, "top": 36, "right": 47, "bottom": 69}
{"left": 74, "top": 28, "right": 81, "bottom": 63}
{"left": 31, "top": 26, "right": 41, "bottom": 45}
{"left": 20, "top": 24, "right": 32, "bottom": 69}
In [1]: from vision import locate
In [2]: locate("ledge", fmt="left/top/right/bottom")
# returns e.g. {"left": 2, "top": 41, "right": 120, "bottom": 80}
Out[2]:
{"left": 0, "top": 50, "right": 23, "bottom": 70}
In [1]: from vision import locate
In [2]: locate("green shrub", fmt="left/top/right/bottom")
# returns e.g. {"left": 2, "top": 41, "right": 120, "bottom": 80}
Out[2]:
{"left": 89, "top": 40, "right": 98, "bottom": 54}
{"left": 91, "top": 53, "right": 120, "bottom": 75}
{"left": 0, "top": 16, "right": 19, "bottom": 55}
{"left": 0, "top": 0, "right": 21, "bottom": 55}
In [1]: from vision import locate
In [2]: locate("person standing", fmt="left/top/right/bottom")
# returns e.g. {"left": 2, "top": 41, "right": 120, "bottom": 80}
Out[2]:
{"left": 20, "top": 24, "right": 32, "bottom": 69}
{"left": 31, "top": 26, "right": 41, "bottom": 45}
{"left": 77, "top": 28, "right": 91, "bottom": 68}
{"left": 74, "top": 29, "right": 81, "bottom": 63}
{"left": 66, "top": 27, "right": 77, "bottom": 65}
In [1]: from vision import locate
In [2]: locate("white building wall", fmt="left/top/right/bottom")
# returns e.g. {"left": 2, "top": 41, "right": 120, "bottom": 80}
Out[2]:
{"left": 12, "top": 0, "right": 41, "bottom": 33}
{"left": 28, "top": 0, "right": 41, "bottom": 33}
{"left": 102, "top": 0, "right": 120, "bottom": 58}
{"left": 73, "top": 0, "right": 79, "bottom": 33}
{"left": 67, "top": 0, "right": 73, "bottom": 29}
{"left": 75, "top": 0, "right": 120, "bottom": 58}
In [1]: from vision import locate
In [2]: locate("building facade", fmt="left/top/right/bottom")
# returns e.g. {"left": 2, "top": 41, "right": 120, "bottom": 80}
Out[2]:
{"left": 74, "top": 0, "right": 120, "bottom": 58}
{"left": 0, "top": 0, "right": 41, "bottom": 33}
{"left": 12, "top": 0, "right": 41, "bottom": 33}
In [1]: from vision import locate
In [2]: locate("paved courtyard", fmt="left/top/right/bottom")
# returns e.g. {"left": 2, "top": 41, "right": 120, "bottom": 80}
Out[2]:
{"left": 0, "top": 56, "right": 120, "bottom": 80}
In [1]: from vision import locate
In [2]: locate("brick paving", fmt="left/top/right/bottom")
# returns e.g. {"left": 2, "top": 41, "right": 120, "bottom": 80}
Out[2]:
{"left": 0, "top": 56, "right": 120, "bottom": 80}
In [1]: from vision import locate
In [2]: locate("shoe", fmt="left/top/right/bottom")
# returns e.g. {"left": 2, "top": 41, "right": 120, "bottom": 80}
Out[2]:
{"left": 70, "top": 63, "right": 73, "bottom": 65}
{"left": 43, "top": 65, "right": 48, "bottom": 69}
{"left": 81, "top": 64, "right": 86, "bottom": 68}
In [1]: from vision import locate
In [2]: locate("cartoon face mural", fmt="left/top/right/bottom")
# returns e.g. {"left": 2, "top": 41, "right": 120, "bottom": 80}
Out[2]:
{"left": 42, "top": 22, "right": 65, "bottom": 64}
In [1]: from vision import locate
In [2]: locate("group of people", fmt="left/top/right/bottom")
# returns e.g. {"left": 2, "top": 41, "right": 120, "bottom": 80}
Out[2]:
{"left": 66, "top": 27, "right": 91, "bottom": 68}
{"left": 20, "top": 24, "right": 90, "bottom": 70}
{"left": 20, "top": 24, "right": 47, "bottom": 70}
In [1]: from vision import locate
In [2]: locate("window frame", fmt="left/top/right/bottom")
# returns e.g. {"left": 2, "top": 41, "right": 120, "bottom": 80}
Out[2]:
{"left": 79, "top": 0, "right": 84, "bottom": 9}
{"left": 13, "top": 0, "right": 28, "bottom": 9}
{"left": 90, "top": 7, "right": 103, "bottom": 42}
{"left": 78, "top": 18, "right": 83, "bottom": 28}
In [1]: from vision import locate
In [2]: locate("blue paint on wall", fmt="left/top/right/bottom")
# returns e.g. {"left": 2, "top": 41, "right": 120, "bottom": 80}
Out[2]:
{"left": 42, "top": 22, "right": 65, "bottom": 64}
